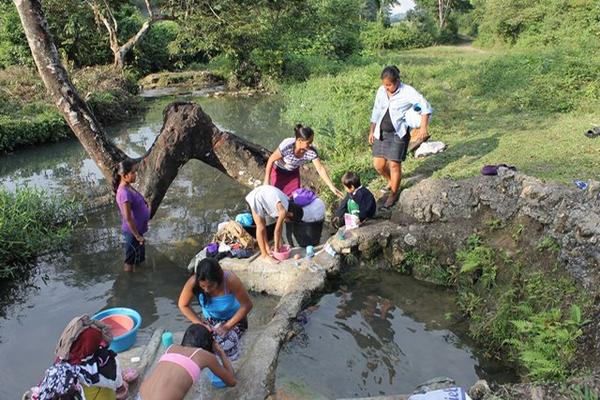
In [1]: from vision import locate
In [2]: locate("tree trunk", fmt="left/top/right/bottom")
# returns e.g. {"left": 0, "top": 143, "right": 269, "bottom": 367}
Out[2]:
{"left": 13, "top": 0, "right": 317, "bottom": 218}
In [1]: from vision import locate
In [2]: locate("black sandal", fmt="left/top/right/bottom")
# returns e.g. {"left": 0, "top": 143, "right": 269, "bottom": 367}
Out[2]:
{"left": 585, "top": 126, "right": 600, "bottom": 138}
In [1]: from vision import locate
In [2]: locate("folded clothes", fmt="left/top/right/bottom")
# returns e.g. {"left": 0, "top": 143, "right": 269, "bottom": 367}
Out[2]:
{"left": 481, "top": 164, "right": 517, "bottom": 176}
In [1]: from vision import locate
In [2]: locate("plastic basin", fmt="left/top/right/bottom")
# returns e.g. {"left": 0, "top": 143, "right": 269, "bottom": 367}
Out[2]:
{"left": 92, "top": 307, "right": 142, "bottom": 353}
{"left": 273, "top": 244, "right": 291, "bottom": 261}
{"left": 100, "top": 314, "right": 134, "bottom": 337}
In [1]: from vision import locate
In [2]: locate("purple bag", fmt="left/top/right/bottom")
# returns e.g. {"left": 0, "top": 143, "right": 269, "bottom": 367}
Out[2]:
{"left": 292, "top": 188, "right": 317, "bottom": 207}
{"left": 481, "top": 164, "right": 516, "bottom": 176}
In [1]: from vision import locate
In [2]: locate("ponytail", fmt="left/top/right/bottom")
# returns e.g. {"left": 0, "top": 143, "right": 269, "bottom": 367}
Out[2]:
{"left": 380, "top": 65, "right": 401, "bottom": 83}
{"left": 112, "top": 159, "right": 136, "bottom": 193}
{"left": 293, "top": 124, "right": 314, "bottom": 141}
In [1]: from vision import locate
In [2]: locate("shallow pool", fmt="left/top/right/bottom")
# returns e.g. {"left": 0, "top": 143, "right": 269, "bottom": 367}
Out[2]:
{"left": 275, "top": 270, "right": 516, "bottom": 399}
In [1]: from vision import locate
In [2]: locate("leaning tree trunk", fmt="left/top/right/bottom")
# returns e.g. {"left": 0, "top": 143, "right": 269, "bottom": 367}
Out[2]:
{"left": 14, "top": 0, "right": 317, "bottom": 218}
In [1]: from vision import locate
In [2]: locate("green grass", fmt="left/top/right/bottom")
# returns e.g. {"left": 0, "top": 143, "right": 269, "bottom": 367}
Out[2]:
{"left": 0, "top": 187, "right": 81, "bottom": 280}
{"left": 282, "top": 45, "right": 600, "bottom": 188}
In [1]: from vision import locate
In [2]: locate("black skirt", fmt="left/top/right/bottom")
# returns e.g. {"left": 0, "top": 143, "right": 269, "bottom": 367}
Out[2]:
{"left": 372, "top": 130, "right": 410, "bottom": 162}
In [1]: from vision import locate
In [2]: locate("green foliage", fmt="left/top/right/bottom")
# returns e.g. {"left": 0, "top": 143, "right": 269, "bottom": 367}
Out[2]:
{"left": 475, "top": 0, "right": 600, "bottom": 52}
{"left": 566, "top": 385, "right": 600, "bottom": 400}
{"left": 485, "top": 217, "right": 503, "bottom": 231}
{"left": 0, "top": 187, "right": 81, "bottom": 280}
{"left": 0, "top": 112, "right": 70, "bottom": 153}
{"left": 0, "top": 65, "right": 140, "bottom": 152}
{"left": 507, "top": 305, "right": 583, "bottom": 381}
{"left": 360, "top": 21, "right": 435, "bottom": 52}
{"left": 0, "top": 3, "right": 33, "bottom": 67}
{"left": 536, "top": 236, "right": 560, "bottom": 253}
{"left": 455, "top": 238, "right": 587, "bottom": 382}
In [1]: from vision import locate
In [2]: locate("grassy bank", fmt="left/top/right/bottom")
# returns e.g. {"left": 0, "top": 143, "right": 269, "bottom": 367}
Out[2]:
{"left": 0, "top": 187, "right": 82, "bottom": 280}
{"left": 282, "top": 45, "right": 600, "bottom": 190}
{"left": 0, "top": 65, "right": 143, "bottom": 153}
{"left": 395, "top": 218, "right": 592, "bottom": 383}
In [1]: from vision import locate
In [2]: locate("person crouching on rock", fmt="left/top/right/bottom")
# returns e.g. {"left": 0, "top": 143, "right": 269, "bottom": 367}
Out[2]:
{"left": 138, "top": 324, "right": 235, "bottom": 400}
{"left": 178, "top": 258, "right": 252, "bottom": 360}
{"left": 245, "top": 185, "right": 303, "bottom": 264}
{"left": 113, "top": 160, "right": 150, "bottom": 272}
{"left": 332, "top": 171, "right": 376, "bottom": 228}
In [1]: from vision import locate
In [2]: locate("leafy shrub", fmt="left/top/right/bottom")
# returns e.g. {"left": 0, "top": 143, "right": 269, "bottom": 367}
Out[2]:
{"left": 0, "top": 187, "right": 81, "bottom": 280}
{"left": 508, "top": 305, "right": 583, "bottom": 381}
{"left": 0, "top": 112, "right": 70, "bottom": 153}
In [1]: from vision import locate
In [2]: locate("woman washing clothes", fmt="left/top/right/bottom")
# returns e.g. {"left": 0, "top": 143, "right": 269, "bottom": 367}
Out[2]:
{"left": 138, "top": 324, "right": 235, "bottom": 400}
{"left": 264, "top": 124, "right": 343, "bottom": 198}
{"left": 369, "top": 65, "right": 432, "bottom": 208}
{"left": 178, "top": 258, "right": 253, "bottom": 360}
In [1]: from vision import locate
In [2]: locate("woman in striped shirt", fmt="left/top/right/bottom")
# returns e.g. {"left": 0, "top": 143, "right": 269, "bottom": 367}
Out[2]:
{"left": 263, "top": 124, "right": 343, "bottom": 198}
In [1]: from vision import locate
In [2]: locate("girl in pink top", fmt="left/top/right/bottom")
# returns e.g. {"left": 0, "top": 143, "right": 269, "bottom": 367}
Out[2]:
{"left": 138, "top": 324, "right": 235, "bottom": 400}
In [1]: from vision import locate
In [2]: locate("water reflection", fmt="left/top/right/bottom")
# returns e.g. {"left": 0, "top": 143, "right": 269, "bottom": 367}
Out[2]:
{"left": 276, "top": 271, "right": 516, "bottom": 399}
{"left": 0, "top": 94, "right": 288, "bottom": 398}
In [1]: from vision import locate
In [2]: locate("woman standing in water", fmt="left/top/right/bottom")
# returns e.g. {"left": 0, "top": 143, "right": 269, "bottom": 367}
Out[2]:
{"left": 264, "top": 124, "right": 343, "bottom": 198}
{"left": 113, "top": 160, "right": 150, "bottom": 272}
{"left": 369, "top": 65, "right": 432, "bottom": 208}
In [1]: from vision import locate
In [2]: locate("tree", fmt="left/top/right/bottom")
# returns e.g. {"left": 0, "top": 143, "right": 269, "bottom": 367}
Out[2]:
{"left": 415, "top": 0, "right": 472, "bottom": 30}
{"left": 86, "top": 0, "right": 175, "bottom": 70}
{"left": 12, "top": 0, "right": 316, "bottom": 216}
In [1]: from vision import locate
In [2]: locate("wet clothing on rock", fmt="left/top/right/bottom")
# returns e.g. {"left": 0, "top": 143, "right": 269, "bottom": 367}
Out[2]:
{"left": 55, "top": 315, "right": 112, "bottom": 361}
{"left": 212, "top": 221, "right": 255, "bottom": 250}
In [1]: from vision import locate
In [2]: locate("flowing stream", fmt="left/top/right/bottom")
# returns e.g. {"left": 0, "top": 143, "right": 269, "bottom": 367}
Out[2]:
{"left": 0, "top": 93, "right": 514, "bottom": 399}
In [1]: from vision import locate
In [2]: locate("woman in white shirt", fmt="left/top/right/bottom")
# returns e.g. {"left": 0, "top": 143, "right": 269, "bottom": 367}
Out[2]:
{"left": 263, "top": 124, "right": 342, "bottom": 198}
{"left": 368, "top": 65, "right": 432, "bottom": 208}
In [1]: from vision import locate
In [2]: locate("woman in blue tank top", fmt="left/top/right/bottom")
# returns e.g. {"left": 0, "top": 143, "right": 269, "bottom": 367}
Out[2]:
{"left": 178, "top": 258, "right": 253, "bottom": 360}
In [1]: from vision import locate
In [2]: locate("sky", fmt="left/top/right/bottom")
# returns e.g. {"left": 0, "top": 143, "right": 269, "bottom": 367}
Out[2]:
{"left": 390, "top": 0, "right": 416, "bottom": 15}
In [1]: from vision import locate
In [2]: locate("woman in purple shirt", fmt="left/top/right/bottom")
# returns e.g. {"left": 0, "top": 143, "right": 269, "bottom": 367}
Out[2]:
{"left": 113, "top": 160, "right": 150, "bottom": 272}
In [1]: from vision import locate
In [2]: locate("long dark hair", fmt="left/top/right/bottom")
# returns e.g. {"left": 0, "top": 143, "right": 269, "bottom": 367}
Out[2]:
{"left": 380, "top": 65, "right": 401, "bottom": 84}
{"left": 112, "top": 159, "right": 136, "bottom": 193}
{"left": 192, "top": 258, "right": 224, "bottom": 305}
{"left": 293, "top": 124, "right": 314, "bottom": 141}
{"left": 181, "top": 323, "right": 213, "bottom": 352}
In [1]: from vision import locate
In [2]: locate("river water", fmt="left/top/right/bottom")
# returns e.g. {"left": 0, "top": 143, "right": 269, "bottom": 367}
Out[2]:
{"left": 0, "top": 93, "right": 514, "bottom": 399}
{"left": 0, "top": 94, "right": 286, "bottom": 398}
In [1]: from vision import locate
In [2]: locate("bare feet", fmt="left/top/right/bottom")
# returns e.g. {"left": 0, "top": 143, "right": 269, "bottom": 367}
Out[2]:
{"left": 261, "top": 255, "right": 280, "bottom": 264}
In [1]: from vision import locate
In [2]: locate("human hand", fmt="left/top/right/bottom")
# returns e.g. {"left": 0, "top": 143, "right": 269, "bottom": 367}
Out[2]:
{"left": 214, "top": 323, "right": 230, "bottom": 337}
{"left": 135, "top": 235, "right": 144, "bottom": 245}
{"left": 332, "top": 187, "right": 344, "bottom": 199}
{"left": 368, "top": 132, "right": 374, "bottom": 145}
{"left": 412, "top": 128, "right": 429, "bottom": 142}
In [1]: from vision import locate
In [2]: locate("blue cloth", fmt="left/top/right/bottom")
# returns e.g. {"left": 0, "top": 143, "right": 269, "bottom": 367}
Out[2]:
{"left": 235, "top": 213, "right": 254, "bottom": 227}
{"left": 370, "top": 83, "right": 432, "bottom": 140}
{"left": 199, "top": 289, "right": 240, "bottom": 322}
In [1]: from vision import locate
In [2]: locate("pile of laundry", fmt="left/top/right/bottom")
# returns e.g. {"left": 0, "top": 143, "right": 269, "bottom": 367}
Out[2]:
{"left": 187, "top": 220, "right": 257, "bottom": 271}
{"left": 24, "top": 315, "right": 138, "bottom": 400}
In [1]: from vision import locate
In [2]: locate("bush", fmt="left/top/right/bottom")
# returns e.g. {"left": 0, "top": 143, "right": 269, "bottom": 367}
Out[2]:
{"left": 470, "top": 48, "right": 600, "bottom": 113}
{"left": 0, "top": 112, "right": 70, "bottom": 153}
{"left": 361, "top": 21, "right": 436, "bottom": 52}
{"left": 0, "top": 187, "right": 81, "bottom": 280}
